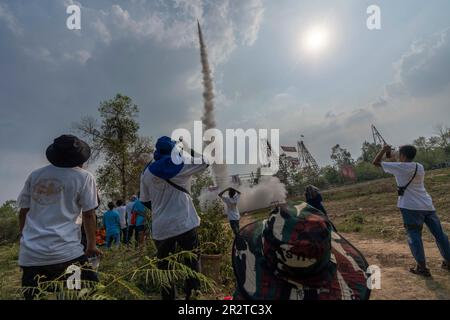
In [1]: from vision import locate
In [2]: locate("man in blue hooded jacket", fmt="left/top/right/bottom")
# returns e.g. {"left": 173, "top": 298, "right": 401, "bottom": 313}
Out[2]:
{"left": 140, "top": 136, "right": 209, "bottom": 300}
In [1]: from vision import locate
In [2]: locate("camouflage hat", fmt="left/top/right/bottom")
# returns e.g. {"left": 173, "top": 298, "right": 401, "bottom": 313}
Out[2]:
{"left": 232, "top": 202, "right": 371, "bottom": 300}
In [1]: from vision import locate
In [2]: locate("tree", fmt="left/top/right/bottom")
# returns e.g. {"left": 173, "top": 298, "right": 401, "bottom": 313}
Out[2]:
{"left": 413, "top": 136, "right": 448, "bottom": 169}
{"left": 436, "top": 125, "right": 450, "bottom": 148}
{"left": 330, "top": 144, "right": 354, "bottom": 168}
{"left": 321, "top": 165, "right": 343, "bottom": 185}
{"left": 191, "top": 169, "right": 214, "bottom": 210}
{"left": 359, "top": 141, "right": 381, "bottom": 163}
{"left": 354, "top": 161, "right": 386, "bottom": 182}
{"left": 275, "top": 154, "right": 292, "bottom": 186}
{"left": 74, "top": 94, "right": 153, "bottom": 200}
{"left": 0, "top": 200, "right": 19, "bottom": 243}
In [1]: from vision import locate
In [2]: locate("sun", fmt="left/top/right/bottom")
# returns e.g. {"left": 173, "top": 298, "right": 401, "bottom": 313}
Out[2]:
{"left": 301, "top": 24, "right": 330, "bottom": 55}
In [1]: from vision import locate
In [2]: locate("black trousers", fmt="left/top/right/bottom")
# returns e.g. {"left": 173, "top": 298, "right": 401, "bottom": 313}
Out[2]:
{"left": 121, "top": 227, "right": 128, "bottom": 244}
{"left": 229, "top": 220, "right": 240, "bottom": 236}
{"left": 153, "top": 228, "right": 200, "bottom": 300}
{"left": 21, "top": 255, "right": 99, "bottom": 300}
{"left": 126, "top": 225, "right": 135, "bottom": 244}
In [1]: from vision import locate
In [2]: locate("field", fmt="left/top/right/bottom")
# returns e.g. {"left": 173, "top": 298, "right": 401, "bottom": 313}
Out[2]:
{"left": 242, "top": 167, "right": 450, "bottom": 300}
{"left": 1, "top": 168, "right": 450, "bottom": 300}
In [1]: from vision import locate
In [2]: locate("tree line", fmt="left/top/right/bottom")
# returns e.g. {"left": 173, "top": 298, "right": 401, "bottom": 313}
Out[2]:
{"left": 1, "top": 93, "right": 449, "bottom": 241}
{"left": 276, "top": 125, "right": 450, "bottom": 196}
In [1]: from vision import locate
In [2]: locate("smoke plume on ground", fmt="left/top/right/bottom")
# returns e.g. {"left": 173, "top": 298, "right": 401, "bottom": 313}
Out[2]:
{"left": 199, "top": 176, "right": 287, "bottom": 213}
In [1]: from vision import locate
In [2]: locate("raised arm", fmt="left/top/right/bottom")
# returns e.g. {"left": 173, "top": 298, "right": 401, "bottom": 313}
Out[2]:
{"left": 373, "top": 145, "right": 391, "bottom": 167}
{"left": 218, "top": 188, "right": 231, "bottom": 198}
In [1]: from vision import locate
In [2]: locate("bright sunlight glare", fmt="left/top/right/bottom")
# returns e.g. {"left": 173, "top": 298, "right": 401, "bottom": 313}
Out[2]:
{"left": 301, "top": 24, "right": 331, "bottom": 56}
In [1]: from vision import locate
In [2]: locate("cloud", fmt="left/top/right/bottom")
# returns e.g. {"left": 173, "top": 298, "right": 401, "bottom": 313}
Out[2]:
{"left": 0, "top": 3, "right": 23, "bottom": 36}
{"left": 93, "top": 18, "right": 112, "bottom": 44}
{"left": 371, "top": 96, "right": 387, "bottom": 108}
{"left": 230, "top": 0, "right": 265, "bottom": 46}
{"left": 63, "top": 50, "right": 92, "bottom": 65}
{"left": 22, "top": 47, "right": 53, "bottom": 63}
{"left": 375, "top": 27, "right": 450, "bottom": 105}
{"left": 87, "top": 0, "right": 264, "bottom": 65}
{"left": 395, "top": 28, "right": 450, "bottom": 97}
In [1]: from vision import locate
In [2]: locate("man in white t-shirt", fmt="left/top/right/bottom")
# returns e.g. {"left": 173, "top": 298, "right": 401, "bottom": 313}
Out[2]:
{"left": 17, "top": 135, "right": 102, "bottom": 299}
{"left": 116, "top": 200, "right": 127, "bottom": 243}
{"left": 373, "top": 144, "right": 450, "bottom": 277}
{"left": 218, "top": 187, "right": 241, "bottom": 236}
{"left": 140, "top": 136, "right": 209, "bottom": 300}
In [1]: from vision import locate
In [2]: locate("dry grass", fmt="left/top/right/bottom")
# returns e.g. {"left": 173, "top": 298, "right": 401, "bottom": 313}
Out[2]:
{"left": 1, "top": 168, "right": 449, "bottom": 300}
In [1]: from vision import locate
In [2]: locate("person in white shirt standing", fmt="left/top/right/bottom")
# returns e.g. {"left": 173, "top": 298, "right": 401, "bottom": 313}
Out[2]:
{"left": 373, "top": 144, "right": 450, "bottom": 277}
{"left": 140, "top": 136, "right": 209, "bottom": 300}
{"left": 17, "top": 135, "right": 102, "bottom": 299}
{"left": 218, "top": 187, "right": 241, "bottom": 236}
{"left": 116, "top": 200, "right": 127, "bottom": 243}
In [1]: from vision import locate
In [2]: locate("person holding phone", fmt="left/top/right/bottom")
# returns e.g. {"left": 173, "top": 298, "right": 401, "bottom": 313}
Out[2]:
{"left": 140, "top": 136, "right": 209, "bottom": 300}
{"left": 373, "top": 144, "right": 450, "bottom": 277}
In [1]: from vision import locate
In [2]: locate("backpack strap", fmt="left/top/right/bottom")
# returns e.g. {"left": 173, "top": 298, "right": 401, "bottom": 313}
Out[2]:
{"left": 404, "top": 163, "right": 418, "bottom": 189}
{"left": 144, "top": 158, "right": 191, "bottom": 196}
{"left": 165, "top": 179, "right": 191, "bottom": 196}
{"left": 399, "top": 163, "right": 418, "bottom": 194}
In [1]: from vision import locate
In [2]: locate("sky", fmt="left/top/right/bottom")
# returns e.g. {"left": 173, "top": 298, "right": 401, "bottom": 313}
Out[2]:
{"left": 1, "top": 0, "right": 450, "bottom": 203}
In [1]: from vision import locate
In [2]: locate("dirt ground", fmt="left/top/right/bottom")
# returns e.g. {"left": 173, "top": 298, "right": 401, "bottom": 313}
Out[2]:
{"left": 219, "top": 170, "right": 450, "bottom": 299}
{"left": 343, "top": 233, "right": 450, "bottom": 300}
{"left": 240, "top": 212, "right": 450, "bottom": 300}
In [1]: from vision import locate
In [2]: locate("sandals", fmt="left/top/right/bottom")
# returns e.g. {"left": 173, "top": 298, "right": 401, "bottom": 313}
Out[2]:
{"left": 409, "top": 265, "right": 432, "bottom": 278}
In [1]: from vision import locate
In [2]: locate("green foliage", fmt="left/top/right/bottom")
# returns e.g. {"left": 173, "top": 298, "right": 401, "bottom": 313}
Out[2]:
{"left": 331, "top": 144, "right": 355, "bottom": 168}
{"left": 413, "top": 136, "right": 450, "bottom": 169}
{"left": 359, "top": 141, "right": 381, "bottom": 162}
{"left": 11, "top": 247, "right": 215, "bottom": 300}
{"left": 74, "top": 94, "right": 154, "bottom": 200}
{"left": 354, "top": 161, "right": 387, "bottom": 182}
{"left": 198, "top": 200, "right": 233, "bottom": 255}
{"left": 321, "top": 165, "right": 344, "bottom": 185}
{"left": 0, "top": 201, "right": 19, "bottom": 244}
{"left": 275, "top": 154, "right": 293, "bottom": 186}
{"left": 0, "top": 244, "right": 21, "bottom": 299}
{"left": 191, "top": 169, "right": 214, "bottom": 210}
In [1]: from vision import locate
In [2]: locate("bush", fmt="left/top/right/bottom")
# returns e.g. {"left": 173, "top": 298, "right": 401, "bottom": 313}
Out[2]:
{"left": 415, "top": 148, "right": 448, "bottom": 170}
{"left": 321, "top": 165, "right": 344, "bottom": 185}
{"left": 0, "top": 201, "right": 19, "bottom": 244}
{"left": 198, "top": 200, "right": 233, "bottom": 255}
{"left": 354, "top": 161, "right": 387, "bottom": 183}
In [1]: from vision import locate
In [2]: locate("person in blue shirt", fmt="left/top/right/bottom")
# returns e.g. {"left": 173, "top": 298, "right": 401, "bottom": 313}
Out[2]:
{"left": 103, "top": 202, "right": 121, "bottom": 248}
{"left": 133, "top": 199, "right": 147, "bottom": 248}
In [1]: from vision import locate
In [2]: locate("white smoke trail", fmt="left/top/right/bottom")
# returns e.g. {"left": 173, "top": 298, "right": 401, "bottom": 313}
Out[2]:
{"left": 196, "top": 22, "right": 287, "bottom": 213}
{"left": 197, "top": 21, "right": 228, "bottom": 190}
{"left": 199, "top": 176, "right": 287, "bottom": 213}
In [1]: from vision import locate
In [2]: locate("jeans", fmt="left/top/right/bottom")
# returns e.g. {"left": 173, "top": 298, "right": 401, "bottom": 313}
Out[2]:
{"left": 400, "top": 208, "right": 450, "bottom": 266}
{"left": 21, "top": 255, "right": 99, "bottom": 300}
{"left": 153, "top": 228, "right": 200, "bottom": 300}
{"left": 229, "top": 220, "right": 240, "bottom": 236}
{"left": 106, "top": 233, "right": 120, "bottom": 248}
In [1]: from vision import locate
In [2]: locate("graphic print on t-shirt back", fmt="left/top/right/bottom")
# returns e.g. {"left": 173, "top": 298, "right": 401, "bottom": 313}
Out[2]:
{"left": 32, "top": 178, "right": 64, "bottom": 205}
